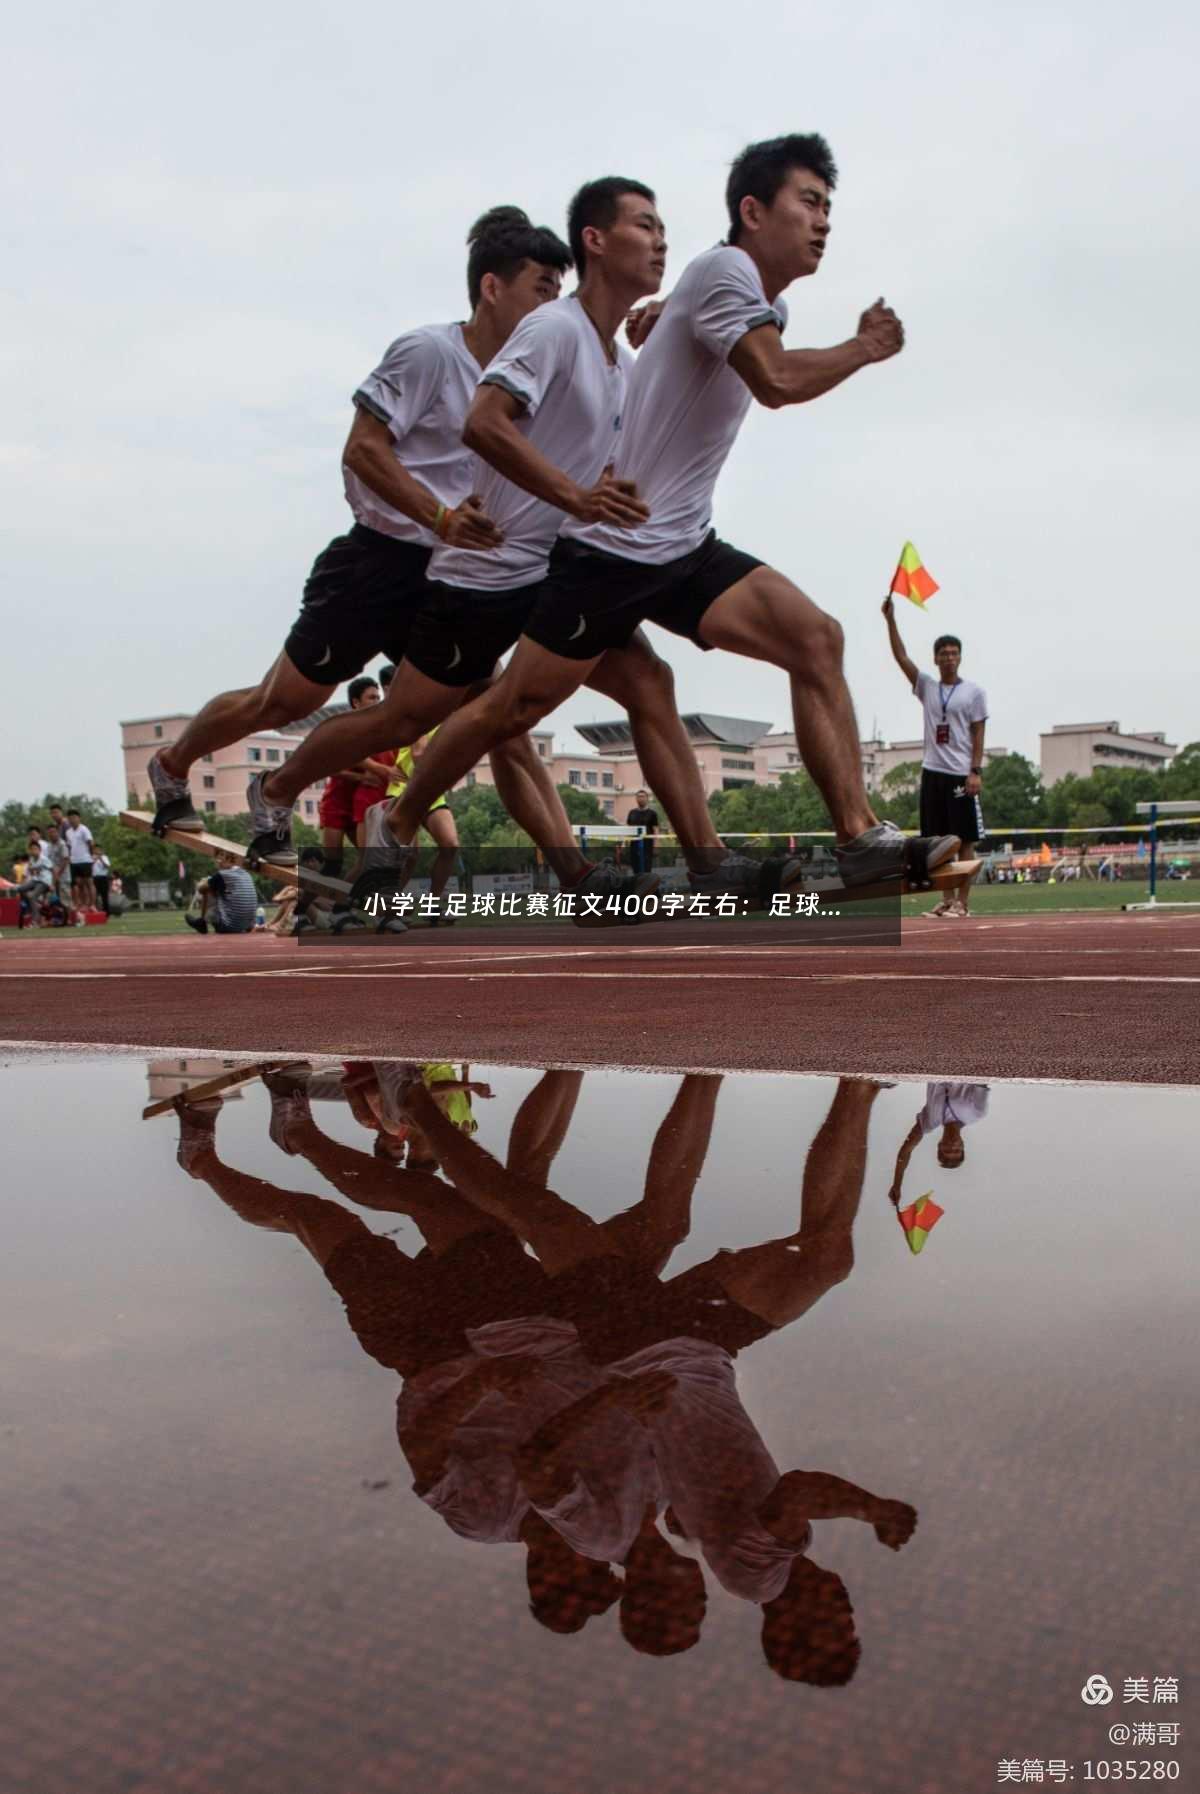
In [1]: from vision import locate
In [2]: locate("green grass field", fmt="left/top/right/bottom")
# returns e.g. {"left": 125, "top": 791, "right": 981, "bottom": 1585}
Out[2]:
{"left": 3, "top": 878, "right": 1194, "bottom": 946}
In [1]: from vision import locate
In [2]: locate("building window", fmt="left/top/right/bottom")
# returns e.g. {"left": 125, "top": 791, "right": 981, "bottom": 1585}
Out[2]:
{"left": 266, "top": 748, "right": 280, "bottom": 762}
{"left": 248, "top": 748, "right": 261, "bottom": 763}
{"left": 569, "top": 771, "right": 582, "bottom": 786}
{"left": 304, "top": 801, "right": 314, "bottom": 816}
{"left": 537, "top": 741, "right": 547, "bottom": 756}
{"left": 602, "top": 800, "right": 613, "bottom": 815}
{"left": 204, "top": 800, "right": 216, "bottom": 813}
{"left": 721, "top": 757, "right": 755, "bottom": 771}
{"left": 602, "top": 773, "right": 613, "bottom": 788}
{"left": 465, "top": 772, "right": 476, "bottom": 788}
{"left": 202, "top": 754, "right": 213, "bottom": 764}
{"left": 202, "top": 776, "right": 215, "bottom": 790}
{"left": 585, "top": 771, "right": 597, "bottom": 787}
{"left": 722, "top": 777, "right": 755, "bottom": 790}
{"left": 154, "top": 725, "right": 163, "bottom": 738}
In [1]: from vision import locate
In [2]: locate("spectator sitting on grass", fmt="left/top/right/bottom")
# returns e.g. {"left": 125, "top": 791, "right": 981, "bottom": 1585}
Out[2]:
{"left": 184, "top": 851, "right": 258, "bottom": 936}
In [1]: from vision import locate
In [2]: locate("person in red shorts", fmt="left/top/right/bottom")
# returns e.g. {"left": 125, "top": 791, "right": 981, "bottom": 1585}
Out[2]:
{"left": 317, "top": 674, "right": 396, "bottom": 878}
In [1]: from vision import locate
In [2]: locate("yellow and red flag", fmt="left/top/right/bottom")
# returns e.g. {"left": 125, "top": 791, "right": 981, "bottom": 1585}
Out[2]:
{"left": 897, "top": 1192, "right": 944, "bottom": 1255}
{"left": 889, "top": 541, "right": 939, "bottom": 608}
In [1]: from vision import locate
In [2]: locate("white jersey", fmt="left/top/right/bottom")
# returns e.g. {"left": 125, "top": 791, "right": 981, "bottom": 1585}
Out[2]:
{"left": 913, "top": 672, "right": 988, "bottom": 775}
{"left": 918, "top": 1082, "right": 990, "bottom": 1135}
{"left": 396, "top": 1317, "right": 650, "bottom": 1548}
{"left": 64, "top": 823, "right": 94, "bottom": 864}
{"left": 431, "top": 296, "right": 631, "bottom": 592}
{"left": 345, "top": 322, "right": 481, "bottom": 546}
{"left": 566, "top": 244, "right": 787, "bottom": 565}
{"left": 616, "top": 1337, "right": 807, "bottom": 1604}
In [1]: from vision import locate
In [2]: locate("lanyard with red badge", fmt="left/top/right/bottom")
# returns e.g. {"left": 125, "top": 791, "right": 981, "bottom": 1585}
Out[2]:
{"left": 935, "top": 683, "right": 957, "bottom": 747}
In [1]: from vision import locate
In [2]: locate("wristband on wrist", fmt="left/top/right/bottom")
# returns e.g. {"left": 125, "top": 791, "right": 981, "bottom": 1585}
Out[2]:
{"left": 433, "top": 502, "right": 452, "bottom": 540}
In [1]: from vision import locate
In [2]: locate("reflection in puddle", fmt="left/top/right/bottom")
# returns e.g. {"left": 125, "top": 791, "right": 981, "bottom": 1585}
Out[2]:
{"left": 2, "top": 1054, "right": 1194, "bottom": 1794}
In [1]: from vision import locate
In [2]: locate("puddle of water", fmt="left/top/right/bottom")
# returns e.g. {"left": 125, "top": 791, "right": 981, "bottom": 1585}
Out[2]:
{"left": 1, "top": 1054, "right": 1194, "bottom": 1794}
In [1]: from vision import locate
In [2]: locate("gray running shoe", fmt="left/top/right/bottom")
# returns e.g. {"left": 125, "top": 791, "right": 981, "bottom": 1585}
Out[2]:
{"left": 835, "top": 822, "right": 959, "bottom": 890}
{"left": 266, "top": 1085, "right": 312, "bottom": 1155}
{"left": 688, "top": 851, "right": 804, "bottom": 906}
{"left": 173, "top": 1096, "right": 221, "bottom": 1173}
{"left": 346, "top": 802, "right": 417, "bottom": 911}
{"left": 245, "top": 773, "right": 297, "bottom": 867}
{"left": 148, "top": 752, "right": 202, "bottom": 834}
{"left": 373, "top": 1060, "right": 423, "bottom": 1128}
{"left": 572, "top": 862, "right": 661, "bottom": 928}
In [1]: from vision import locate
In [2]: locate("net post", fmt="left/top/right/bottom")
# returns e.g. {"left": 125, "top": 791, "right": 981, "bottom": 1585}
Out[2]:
{"left": 1148, "top": 803, "right": 1158, "bottom": 904}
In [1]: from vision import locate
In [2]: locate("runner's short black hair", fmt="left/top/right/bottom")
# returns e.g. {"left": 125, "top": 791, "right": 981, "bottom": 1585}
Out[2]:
{"left": 567, "top": 177, "right": 656, "bottom": 277}
{"left": 378, "top": 662, "right": 396, "bottom": 690}
{"left": 68, "top": 808, "right": 81, "bottom": 818}
{"left": 726, "top": 134, "right": 838, "bottom": 243}
{"left": 346, "top": 675, "right": 379, "bottom": 706}
{"left": 933, "top": 635, "right": 962, "bottom": 655}
{"left": 466, "top": 206, "right": 572, "bottom": 309}
{"left": 299, "top": 847, "right": 324, "bottom": 868}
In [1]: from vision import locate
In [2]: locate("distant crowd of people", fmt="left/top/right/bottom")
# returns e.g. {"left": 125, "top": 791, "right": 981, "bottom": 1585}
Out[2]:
{"left": 8, "top": 804, "right": 115, "bottom": 928}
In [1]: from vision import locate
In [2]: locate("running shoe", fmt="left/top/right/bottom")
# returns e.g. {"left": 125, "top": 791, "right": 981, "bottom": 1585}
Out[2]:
{"left": 173, "top": 1096, "right": 221, "bottom": 1173}
{"left": 148, "top": 753, "right": 202, "bottom": 835}
{"left": 347, "top": 802, "right": 417, "bottom": 908}
{"left": 688, "top": 850, "right": 805, "bottom": 907}
{"left": 245, "top": 773, "right": 297, "bottom": 867}
{"left": 265, "top": 1083, "right": 313, "bottom": 1155}
{"left": 571, "top": 861, "right": 661, "bottom": 928}
{"left": 835, "top": 822, "right": 960, "bottom": 891}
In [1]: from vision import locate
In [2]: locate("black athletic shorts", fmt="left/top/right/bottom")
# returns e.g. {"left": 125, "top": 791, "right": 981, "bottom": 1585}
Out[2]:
{"left": 523, "top": 531, "right": 763, "bottom": 661}
{"left": 547, "top": 1253, "right": 774, "bottom": 1365}
{"left": 919, "top": 768, "right": 985, "bottom": 846}
{"left": 404, "top": 580, "right": 538, "bottom": 688}
{"left": 69, "top": 863, "right": 92, "bottom": 885}
{"left": 323, "top": 1225, "right": 552, "bottom": 1377}
{"left": 284, "top": 524, "right": 432, "bottom": 685}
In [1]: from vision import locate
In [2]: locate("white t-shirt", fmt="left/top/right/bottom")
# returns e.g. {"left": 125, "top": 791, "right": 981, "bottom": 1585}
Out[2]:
{"left": 918, "top": 1082, "right": 990, "bottom": 1135}
{"left": 616, "top": 1337, "right": 807, "bottom": 1604}
{"left": 566, "top": 244, "right": 788, "bottom": 565}
{"left": 430, "top": 296, "right": 631, "bottom": 593}
{"left": 396, "top": 1317, "right": 650, "bottom": 1549}
{"left": 65, "top": 822, "right": 94, "bottom": 865}
{"left": 345, "top": 323, "right": 481, "bottom": 546}
{"left": 913, "top": 671, "right": 988, "bottom": 775}
{"left": 93, "top": 852, "right": 111, "bottom": 877}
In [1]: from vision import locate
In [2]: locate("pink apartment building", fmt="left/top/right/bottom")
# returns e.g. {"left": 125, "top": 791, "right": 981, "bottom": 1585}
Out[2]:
{"left": 121, "top": 715, "right": 330, "bottom": 825}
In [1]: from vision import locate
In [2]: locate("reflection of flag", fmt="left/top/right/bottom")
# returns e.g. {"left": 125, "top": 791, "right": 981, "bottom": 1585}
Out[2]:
{"left": 889, "top": 541, "right": 939, "bottom": 607}
{"left": 898, "top": 1192, "right": 944, "bottom": 1254}
{"left": 178, "top": 860, "right": 186, "bottom": 880}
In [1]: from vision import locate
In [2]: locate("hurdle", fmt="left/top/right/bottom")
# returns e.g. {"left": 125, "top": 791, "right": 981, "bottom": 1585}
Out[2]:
{"left": 1122, "top": 802, "right": 1200, "bottom": 912}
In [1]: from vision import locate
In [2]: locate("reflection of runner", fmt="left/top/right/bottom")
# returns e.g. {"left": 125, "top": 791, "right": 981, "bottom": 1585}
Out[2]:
{"left": 890, "top": 1080, "right": 990, "bottom": 1194}
{"left": 394, "top": 1069, "right": 918, "bottom": 1678}
{"left": 172, "top": 1078, "right": 650, "bottom": 1640}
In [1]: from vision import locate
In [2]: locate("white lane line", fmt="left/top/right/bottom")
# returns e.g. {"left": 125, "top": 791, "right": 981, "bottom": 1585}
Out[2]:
{"left": 0, "top": 1037, "right": 1195, "bottom": 1094}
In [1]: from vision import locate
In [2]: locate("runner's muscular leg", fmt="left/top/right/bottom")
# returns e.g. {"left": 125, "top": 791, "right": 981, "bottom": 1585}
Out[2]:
{"left": 263, "top": 660, "right": 463, "bottom": 808}
{"left": 585, "top": 633, "right": 725, "bottom": 872}
{"left": 387, "top": 639, "right": 599, "bottom": 861}
{"left": 159, "top": 650, "right": 337, "bottom": 781}
{"left": 697, "top": 568, "right": 876, "bottom": 842}
{"left": 702, "top": 1079, "right": 882, "bottom": 1327}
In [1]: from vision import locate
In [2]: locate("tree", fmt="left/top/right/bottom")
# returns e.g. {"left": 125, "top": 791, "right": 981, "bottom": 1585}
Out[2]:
{"left": 556, "top": 784, "right": 608, "bottom": 824}
{"left": 980, "top": 752, "right": 1043, "bottom": 827}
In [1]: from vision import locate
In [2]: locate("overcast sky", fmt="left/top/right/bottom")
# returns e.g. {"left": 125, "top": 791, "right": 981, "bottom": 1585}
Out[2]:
{"left": 5, "top": 0, "right": 1197, "bottom": 808}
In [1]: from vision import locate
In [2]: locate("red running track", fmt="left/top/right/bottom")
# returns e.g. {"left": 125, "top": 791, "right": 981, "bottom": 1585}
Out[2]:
{"left": 2, "top": 909, "right": 1198, "bottom": 1084}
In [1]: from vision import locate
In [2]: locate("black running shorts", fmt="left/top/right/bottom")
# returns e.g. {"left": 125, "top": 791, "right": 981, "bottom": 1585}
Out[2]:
{"left": 404, "top": 580, "right": 540, "bottom": 688}
{"left": 284, "top": 524, "right": 432, "bottom": 685}
{"left": 919, "top": 768, "right": 985, "bottom": 846}
{"left": 523, "top": 531, "right": 763, "bottom": 661}
{"left": 547, "top": 1254, "right": 774, "bottom": 1365}
{"left": 323, "top": 1225, "right": 553, "bottom": 1377}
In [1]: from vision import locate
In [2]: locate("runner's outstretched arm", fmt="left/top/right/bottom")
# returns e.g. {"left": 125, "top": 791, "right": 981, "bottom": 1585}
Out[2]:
{"left": 728, "top": 299, "right": 902, "bottom": 410}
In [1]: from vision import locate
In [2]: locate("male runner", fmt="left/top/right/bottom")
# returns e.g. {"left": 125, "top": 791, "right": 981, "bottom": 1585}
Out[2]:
{"left": 266, "top": 178, "right": 742, "bottom": 907}
{"left": 143, "top": 207, "right": 575, "bottom": 866}
{"left": 315, "top": 674, "right": 393, "bottom": 877}
{"left": 883, "top": 602, "right": 988, "bottom": 916}
{"left": 381, "top": 135, "right": 960, "bottom": 895}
